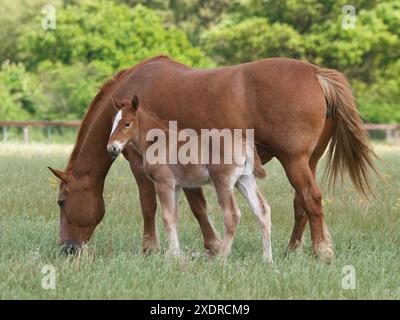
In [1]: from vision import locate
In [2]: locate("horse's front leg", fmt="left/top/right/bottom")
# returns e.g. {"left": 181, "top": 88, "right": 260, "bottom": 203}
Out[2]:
{"left": 124, "top": 147, "right": 159, "bottom": 253}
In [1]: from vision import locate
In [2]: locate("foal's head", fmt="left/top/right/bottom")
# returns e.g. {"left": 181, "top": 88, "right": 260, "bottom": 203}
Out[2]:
{"left": 107, "top": 95, "right": 140, "bottom": 159}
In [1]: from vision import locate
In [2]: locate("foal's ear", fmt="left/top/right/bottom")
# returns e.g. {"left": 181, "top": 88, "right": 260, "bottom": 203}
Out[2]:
{"left": 111, "top": 95, "right": 122, "bottom": 110}
{"left": 131, "top": 95, "right": 140, "bottom": 111}
{"left": 48, "top": 167, "right": 70, "bottom": 182}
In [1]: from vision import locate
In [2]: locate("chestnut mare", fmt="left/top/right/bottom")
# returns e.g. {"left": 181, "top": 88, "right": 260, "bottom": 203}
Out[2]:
{"left": 49, "top": 55, "right": 378, "bottom": 261}
{"left": 106, "top": 95, "right": 271, "bottom": 261}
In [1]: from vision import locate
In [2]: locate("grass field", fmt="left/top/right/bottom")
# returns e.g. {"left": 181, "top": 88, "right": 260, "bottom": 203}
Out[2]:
{"left": 0, "top": 142, "right": 399, "bottom": 299}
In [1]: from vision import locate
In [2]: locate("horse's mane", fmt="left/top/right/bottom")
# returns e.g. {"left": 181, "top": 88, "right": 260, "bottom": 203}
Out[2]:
{"left": 65, "top": 55, "right": 171, "bottom": 172}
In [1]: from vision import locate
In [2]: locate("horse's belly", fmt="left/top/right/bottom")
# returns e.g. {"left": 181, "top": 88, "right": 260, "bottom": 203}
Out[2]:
{"left": 174, "top": 165, "right": 210, "bottom": 189}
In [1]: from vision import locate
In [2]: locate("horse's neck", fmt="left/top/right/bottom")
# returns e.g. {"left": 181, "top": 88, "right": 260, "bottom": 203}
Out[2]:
{"left": 70, "top": 104, "right": 114, "bottom": 189}
{"left": 135, "top": 109, "right": 170, "bottom": 154}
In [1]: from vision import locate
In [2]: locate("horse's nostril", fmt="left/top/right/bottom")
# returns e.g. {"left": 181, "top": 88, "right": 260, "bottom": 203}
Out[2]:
{"left": 107, "top": 145, "right": 117, "bottom": 159}
{"left": 60, "top": 240, "right": 79, "bottom": 255}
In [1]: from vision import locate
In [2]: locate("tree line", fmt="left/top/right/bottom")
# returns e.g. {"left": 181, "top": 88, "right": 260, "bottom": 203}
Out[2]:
{"left": 1, "top": 0, "right": 399, "bottom": 123}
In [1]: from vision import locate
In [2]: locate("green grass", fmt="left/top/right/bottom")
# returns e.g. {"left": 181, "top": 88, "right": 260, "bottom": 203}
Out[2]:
{"left": 0, "top": 142, "right": 399, "bottom": 299}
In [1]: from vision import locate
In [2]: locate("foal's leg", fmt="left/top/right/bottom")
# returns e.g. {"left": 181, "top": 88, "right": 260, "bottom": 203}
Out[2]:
{"left": 155, "top": 182, "right": 181, "bottom": 256}
{"left": 236, "top": 174, "right": 272, "bottom": 262}
{"left": 284, "top": 158, "right": 333, "bottom": 261}
{"left": 125, "top": 146, "right": 219, "bottom": 255}
{"left": 212, "top": 179, "right": 241, "bottom": 257}
{"left": 183, "top": 188, "right": 221, "bottom": 255}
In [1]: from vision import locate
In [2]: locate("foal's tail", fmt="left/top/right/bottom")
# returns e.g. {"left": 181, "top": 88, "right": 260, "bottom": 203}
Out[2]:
{"left": 316, "top": 68, "right": 380, "bottom": 197}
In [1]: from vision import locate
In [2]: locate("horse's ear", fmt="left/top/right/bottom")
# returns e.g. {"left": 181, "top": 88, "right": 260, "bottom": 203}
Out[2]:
{"left": 48, "top": 167, "right": 70, "bottom": 182}
{"left": 111, "top": 95, "right": 122, "bottom": 110}
{"left": 131, "top": 95, "right": 140, "bottom": 111}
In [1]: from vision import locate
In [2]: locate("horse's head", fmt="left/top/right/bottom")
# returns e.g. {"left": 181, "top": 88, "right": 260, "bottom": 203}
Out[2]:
{"left": 48, "top": 167, "right": 105, "bottom": 254}
{"left": 107, "top": 94, "right": 140, "bottom": 159}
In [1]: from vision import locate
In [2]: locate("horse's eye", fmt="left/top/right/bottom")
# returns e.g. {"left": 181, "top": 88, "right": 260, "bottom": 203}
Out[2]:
{"left": 124, "top": 123, "right": 131, "bottom": 128}
{"left": 57, "top": 199, "right": 65, "bottom": 208}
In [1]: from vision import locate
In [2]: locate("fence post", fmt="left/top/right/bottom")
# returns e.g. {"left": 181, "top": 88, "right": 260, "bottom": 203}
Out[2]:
{"left": 385, "top": 128, "right": 393, "bottom": 143}
{"left": 47, "top": 127, "right": 52, "bottom": 144}
{"left": 23, "top": 126, "right": 29, "bottom": 144}
{"left": 2, "top": 126, "right": 7, "bottom": 142}
{"left": 394, "top": 127, "right": 400, "bottom": 144}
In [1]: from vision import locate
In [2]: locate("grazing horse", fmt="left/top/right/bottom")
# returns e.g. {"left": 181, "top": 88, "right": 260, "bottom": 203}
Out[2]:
{"left": 48, "top": 56, "right": 378, "bottom": 261}
{"left": 106, "top": 95, "right": 272, "bottom": 260}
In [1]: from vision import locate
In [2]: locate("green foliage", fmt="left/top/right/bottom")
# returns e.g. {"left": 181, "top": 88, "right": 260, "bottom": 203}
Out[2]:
{"left": 37, "top": 61, "right": 113, "bottom": 119}
{"left": 0, "top": 0, "right": 62, "bottom": 63}
{"left": 0, "top": 62, "right": 47, "bottom": 120}
{"left": 203, "top": 18, "right": 305, "bottom": 64}
{"left": 18, "top": 0, "right": 211, "bottom": 70}
{"left": 0, "top": 0, "right": 398, "bottom": 123}
{"left": 306, "top": 6, "right": 399, "bottom": 81}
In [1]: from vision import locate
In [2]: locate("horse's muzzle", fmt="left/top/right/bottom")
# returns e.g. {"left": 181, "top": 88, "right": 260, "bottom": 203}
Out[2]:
{"left": 60, "top": 240, "right": 80, "bottom": 255}
{"left": 107, "top": 144, "right": 121, "bottom": 160}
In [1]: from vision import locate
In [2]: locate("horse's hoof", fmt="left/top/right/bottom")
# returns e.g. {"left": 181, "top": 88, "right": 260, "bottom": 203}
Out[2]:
{"left": 313, "top": 241, "right": 334, "bottom": 263}
{"left": 285, "top": 240, "right": 304, "bottom": 258}
{"left": 142, "top": 241, "right": 160, "bottom": 255}
{"left": 205, "top": 239, "right": 221, "bottom": 256}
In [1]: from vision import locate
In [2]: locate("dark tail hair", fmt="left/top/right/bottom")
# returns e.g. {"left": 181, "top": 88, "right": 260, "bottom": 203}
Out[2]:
{"left": 316, "top": 68, "right": 380, "bottom": 197}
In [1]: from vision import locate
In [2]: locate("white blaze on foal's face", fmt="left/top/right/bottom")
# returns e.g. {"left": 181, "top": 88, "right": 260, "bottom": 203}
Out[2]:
{"left": 111, "top": 110, "right": 122, "bottom": 136}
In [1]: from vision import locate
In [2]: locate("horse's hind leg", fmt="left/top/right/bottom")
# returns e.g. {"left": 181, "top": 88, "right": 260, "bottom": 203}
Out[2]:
{"left": 183, "top": 188, "right": 221, "bottom": 255}
{"left": 236, "top": 174, "right": 272, "bottom": 262}
{"left": 287, "top": 153, "right": 321, "bottom": 252}
{"left": 283, "top": 157, "right": 333, "bottom": 262}
{"left": 288, "top": 192, "right": 308, "bottom": 252}
{"left": 287, "top": 118, "right": 333, "bottom": 253}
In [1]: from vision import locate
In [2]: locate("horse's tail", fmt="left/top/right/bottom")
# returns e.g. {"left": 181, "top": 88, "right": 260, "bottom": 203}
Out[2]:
{"left": 316, "top": 68, "right": 380, "bottom": 197}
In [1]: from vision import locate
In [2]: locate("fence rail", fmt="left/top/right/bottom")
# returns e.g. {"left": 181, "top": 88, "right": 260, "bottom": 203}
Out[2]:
{"left": 0, "top": 121, "right": 399, "bottom": 143}
{"left": 0, "top": 120, "right": 81, "bottom": 143}
{"left": 363, "top": 123, "right": 400, "bottom": 143}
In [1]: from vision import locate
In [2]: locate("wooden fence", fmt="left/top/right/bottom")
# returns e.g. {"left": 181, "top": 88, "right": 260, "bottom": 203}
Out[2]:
{"left": 0, "top": 121, "right": 399, "bottom": 144}
{"left": 0, "top": 121, "right": 81, "bottom": 143}
{"left": 363, "top": 123, "right": 400, "bottom": 143}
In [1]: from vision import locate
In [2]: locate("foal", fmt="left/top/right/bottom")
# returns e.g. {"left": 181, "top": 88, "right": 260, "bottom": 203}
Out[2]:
{"left": 107, "top": 95, "right": 272, "bottom": 261}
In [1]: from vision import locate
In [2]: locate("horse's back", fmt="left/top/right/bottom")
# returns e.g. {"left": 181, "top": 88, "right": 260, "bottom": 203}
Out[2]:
{"left": 117, "top": 56, "right": 329, "bottom": 159}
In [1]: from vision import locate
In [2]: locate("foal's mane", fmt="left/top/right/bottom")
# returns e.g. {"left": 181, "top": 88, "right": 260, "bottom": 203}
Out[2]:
{"left": 65, "top": 55, "right": 171, "bottom": 172}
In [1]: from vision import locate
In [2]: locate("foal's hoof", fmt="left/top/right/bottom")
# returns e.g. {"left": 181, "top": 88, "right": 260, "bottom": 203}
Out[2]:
{"left": 264, "top": 255, "right": 273, "bottom": 264}
{"left": 313, "top": 241, "right": 334, "bottom": 263}
{"left": 166, "top": 249, "right": 184, "bottom": 258}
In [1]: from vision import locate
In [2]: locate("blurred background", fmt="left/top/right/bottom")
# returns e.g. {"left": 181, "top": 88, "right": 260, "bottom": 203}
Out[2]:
{"left": 0, "top": 0, "right": 399, "bottom": 143}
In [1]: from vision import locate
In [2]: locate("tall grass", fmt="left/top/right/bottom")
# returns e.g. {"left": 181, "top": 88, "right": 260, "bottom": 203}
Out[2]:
{"left": 0, "top": 143, "right": 399, "bottom": 299}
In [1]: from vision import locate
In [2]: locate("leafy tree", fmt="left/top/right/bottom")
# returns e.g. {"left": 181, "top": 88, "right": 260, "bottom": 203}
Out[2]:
{"left": 36, "top": 61, "right": 113, "bottom": 119}
{"left": 0, "top": 61, "right": 47, "bottom": 120}
{"left": 0, "top": 0, "right": 399, "bottom": 124}
{"left": 18, "top": 0, "right": 212, "bottom": 70}
{"left": 0, "top": 0, "right": 62, "bottom": 63}
{"left": 203, "top": 18, "right": 305, "bottom": 64}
